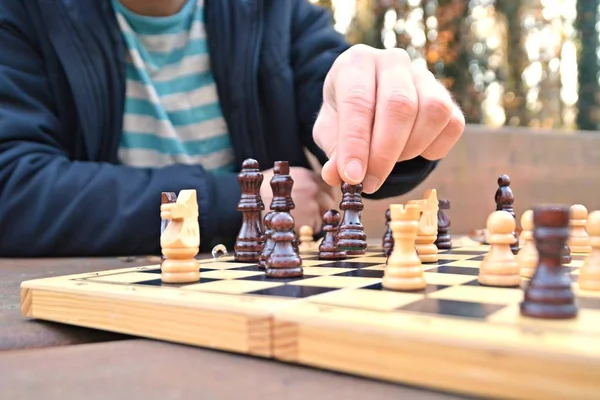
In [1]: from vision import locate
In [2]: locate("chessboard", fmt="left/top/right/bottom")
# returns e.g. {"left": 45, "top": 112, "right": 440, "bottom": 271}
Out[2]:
{"left": 20, "top": 241, "right": 600, "bottom": 399}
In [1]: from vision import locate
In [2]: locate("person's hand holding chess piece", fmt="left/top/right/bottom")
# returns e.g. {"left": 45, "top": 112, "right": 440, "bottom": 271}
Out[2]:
{"left": 314, "top": 45, "right": 465, "bottom": 194}
{"left": 260, "top": 167, "right": 336, "bottom": 233}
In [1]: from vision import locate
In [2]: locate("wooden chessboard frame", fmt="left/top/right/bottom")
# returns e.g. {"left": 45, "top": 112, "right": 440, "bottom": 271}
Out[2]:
{"left": 20, "top": 244, "right": 600, "bottom": 399}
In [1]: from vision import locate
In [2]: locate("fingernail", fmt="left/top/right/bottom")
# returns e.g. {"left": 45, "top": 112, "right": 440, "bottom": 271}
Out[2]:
{"left": 343, "top": 159, "right": 364, "bottom": 183}
{"left": 363, "top": 175, "right": 380, "bottom": 193}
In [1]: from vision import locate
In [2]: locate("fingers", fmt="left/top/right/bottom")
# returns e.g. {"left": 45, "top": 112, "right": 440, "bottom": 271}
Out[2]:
{"left": 398, "top": 64, "right": 454, "bottom": 162}
{"left": 333, "top": 44, "right": 377, "bottom": 186}
{"left": 314, "top": 104, "right": 343, "bottom": 187}
{"left": 421, "top": 105, "right": 465, "bottom": 160}
{"left": 364, "top": 48, "right": 418, "bottom": 193}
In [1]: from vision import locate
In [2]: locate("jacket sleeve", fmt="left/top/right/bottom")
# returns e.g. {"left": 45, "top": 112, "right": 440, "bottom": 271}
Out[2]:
{"left": 289, "top": 0, "right": 438, "bottom": 199}
{"left": 0, "top": 6, "right": 241, "bottom": 257}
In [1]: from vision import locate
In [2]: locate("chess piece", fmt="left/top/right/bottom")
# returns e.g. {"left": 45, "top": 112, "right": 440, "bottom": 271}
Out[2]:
{"left": 266, "top": 211, "right": 303, "bottom": 278}
{"left": 160, "top": 192, "right": 177, "bottom": 263}
{"left": 160, "top": 189, "right": 200, "bottom": 283}
{"left": 298, "top": 225, "right": 315, "bottom": 251}
{"left": 234, "top": 159, "right": 264, "bottom": 262}
{"left": 382, "top": 203, "right": 426, "bottom": 291}
{"left": 318, "top": 209, "right": 347, "bottom": 260}
{"left": 382, "top": 208, "right": 394, "bottom": 256}
{"left": 478, "top": 211, "right": 521, "bottom": 287}
{"left": 562, "top": 243, "right": 571, "bottom": 264}
{"left": 568, "top": 204, "right": 592, "bottom": 253}
{"left": 258, "top": 211, "right": 276, "bottom": 269}
{"left": 408, "top": 189, "right": 438, "bottom": 263}
{"left": 579, "top": 210, "right": 600, "bottom": 291}
{"left": 336, "top": 183, "right": 367, "bottom": 255}
{"left": 495, "top": 174, "right": 519, "bottom": 254}
{"left": 434, "top": 199, "right": 452, "bottom": 250}
{"left": 520, "top": 205, "right": 577, "bottom": 319}
{"left": 516, "top": 210, "right": 537, "bottom": 278}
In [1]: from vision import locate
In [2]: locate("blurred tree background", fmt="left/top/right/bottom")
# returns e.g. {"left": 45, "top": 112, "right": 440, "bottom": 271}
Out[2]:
{"left": 310, "top": 0, "right": 600, "bottom": 132}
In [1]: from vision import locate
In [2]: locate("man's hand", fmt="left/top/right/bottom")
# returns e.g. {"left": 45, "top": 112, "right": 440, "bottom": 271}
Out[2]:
{"left": 260, "top": 166, "right": 336, "bottom": 232}
{"left": 313, "top": 45, "right": 465, "bottom": 194}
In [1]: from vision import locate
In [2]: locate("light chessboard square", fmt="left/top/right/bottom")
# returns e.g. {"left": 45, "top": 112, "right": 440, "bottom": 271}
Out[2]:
{"left": 310, "top": 288, "right": 425, "bottom": 311}
{"left": 84, "top": 272, "right": 158, "bottom": 284}
{"left": 200, "top": 269, "right": 264, "bottom": 280}
{"left": 290, "top": 275, "right": 380, "bottom": 288}
{"left": 428, "top": 285, "right": 523, "bottom": 305}
{"left": 181, "top": 279, "right": 283, "bottom": 294}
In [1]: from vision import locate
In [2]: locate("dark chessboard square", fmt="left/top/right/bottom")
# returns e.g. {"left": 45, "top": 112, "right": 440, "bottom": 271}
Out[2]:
{"left": 362, "top": 282, "right": 449, "bottom": 294}
{"left": 334, "top": 269, "right": 384, "bottom": 278}
{"left": 136, "top": 277, "right": 219, "bottom": 287}
{"left": 428, "top": 266, "right": 480, "bottom": 276}
{"left": 239, "top": 274, "right": 316, "bottom": 283}
{"left": 247, "top": 285, "right": 336, "bottom": 298}
{"left": 396, "top": 298, "right": 505, "bottom": 319}
{"left": 577, "top": 296, "right": 600, "bottom": 310}
{"left": 139, "top": 268, "right": 162, "bottom": 274}
{"left": 317, "top": 261, "right": 381, "bottom": 269}
{"left": 468, "top": 255, "right": 485, "bottom": 261}
{"left": 230, "top": 265, "right": 262, "bottom": 272}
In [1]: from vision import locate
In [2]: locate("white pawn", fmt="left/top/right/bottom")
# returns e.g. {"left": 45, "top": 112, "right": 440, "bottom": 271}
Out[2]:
{"left": 298, "top": 225, "right": 314, "bottom": 251}
{"left": 382, "top": 203, "right": 426, "bottom": 291}
{"left": 517, "top": 210, "right": 537, "bottom": 278}
{"left": 478, "top": 211, "right": 521, "bottom": 287}
{"left": 568, "top": 204, "right": 592, "bottom": 253}
{"left": 579, "top": 210, "right": 600, "bottom": 291}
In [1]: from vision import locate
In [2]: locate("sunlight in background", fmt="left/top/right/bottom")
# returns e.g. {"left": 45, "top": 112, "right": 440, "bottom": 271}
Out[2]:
{"left": 310, "top": 0, "right": 598, "bottom": 131}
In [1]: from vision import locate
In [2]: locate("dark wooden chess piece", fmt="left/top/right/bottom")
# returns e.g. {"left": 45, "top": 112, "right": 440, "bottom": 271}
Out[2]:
{"left": 435, "top": 199, "right": 452, "bottom": 250}
{"left": 562, "top": 243, "right": 571, "bottom": 264}
{"left": 270, "top": 161, "right": 299, "bottom": 253}
{"left": 266, "top": 211, "right": 303, "bottom": 278}
{"left": 336, "top": 183, "right": 367, "bottom": 255}
{"left": 495, "top": 174, "right": 519, "bottom": 254}
{"left": 319, "top": 209, "right": 347, "bottom": 260}
{"left": 160, "top": 192, "right": 177, "bottom": 263}
{"left": 259, "top": 211, "right": 276, "bottom": 269}
{"left": 382, "top": 208, "right": 394, "bottom": 256}
{"left": 520, "top": 205, "right": 577, "bottom": 319}
{"left": 234, "top": 159, "right": 264, "bottom": 262}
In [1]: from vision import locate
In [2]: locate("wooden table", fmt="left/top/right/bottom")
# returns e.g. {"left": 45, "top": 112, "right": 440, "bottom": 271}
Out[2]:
{"left": 1, "top": 257, "right": 467, "bottom": 399}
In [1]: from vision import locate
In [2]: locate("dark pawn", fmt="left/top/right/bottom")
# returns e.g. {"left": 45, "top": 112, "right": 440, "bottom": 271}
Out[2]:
{"left": 435, "top": 199, "right": 452, "bottom": 250}
{"left": 336, "top": 183, "right": 367, "bottom": 255}
{"left": 259, "top": 211, "right": 276, "bottom": 269}
{"left": 495, "top": 174, "right": 519, "bottom": 254}
{"left": 319, "top": 210, "right": 347, "bottom": 260}
{"left": 269, "top": 161, "right": 299, "bottom": 254}
{"left": 520, "top": 205, "right": 577, "bottom": 319}
{"left": 160, "top": 192, "right": 178, "bottom": 263}
{"left": 562, "top": 243, "right": 571, "bottom": 264}
{"left": 266, "top": 212, "right": 303, "bottom": 278}
{"left": 382, "top": 208, "right": 394, "bottom": 256}
{"left": 234, "top": 159, "right": 264, "bottom": 262}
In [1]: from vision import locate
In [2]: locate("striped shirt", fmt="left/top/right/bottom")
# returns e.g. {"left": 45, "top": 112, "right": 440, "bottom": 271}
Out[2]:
{"left": 111, "top": 0, "right": 236, "bottom": 171}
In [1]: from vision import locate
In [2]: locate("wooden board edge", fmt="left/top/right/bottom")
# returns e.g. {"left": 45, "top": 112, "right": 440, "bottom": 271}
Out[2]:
{"left": 23, "top": 286, "right": 273, "bottom": 357}
{"left": 271, "top": 304, "right": 600, "bottom": 399}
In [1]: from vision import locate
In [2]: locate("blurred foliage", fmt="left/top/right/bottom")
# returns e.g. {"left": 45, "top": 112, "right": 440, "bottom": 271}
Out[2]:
{"left": 312, "top": 0, "right": 600, "bottom": 132}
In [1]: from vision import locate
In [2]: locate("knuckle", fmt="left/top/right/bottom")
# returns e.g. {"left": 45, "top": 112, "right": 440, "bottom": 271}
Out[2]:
{"left": 386, "top": 47, "right": 411, "bottom": 63}
{"left": 384, "top": 92, "right": 418, "bottom": 120}
{"left": 422, "top": 97, "right": 453, "bottom": 122}
{"left": 342, "top": 89, "right": 375, "bottom": 116}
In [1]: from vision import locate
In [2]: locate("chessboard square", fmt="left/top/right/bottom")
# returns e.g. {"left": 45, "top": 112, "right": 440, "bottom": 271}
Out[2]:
{"left": 200, "top": 261, "right": 250, "bottom": 270}
{"left": 396, "top": 298, "right": 505, "bottom": 320}
{"left": 246, "top": 284, "right": 336, "bottom": 298}
{"left": 300, "top": 260, "right": 336, "bottom": 267}
{"left": 435, "top": 254, "right": 475, "bottom": 261}
{"left": 290, "top": 275, "right": 380, "bottom": 288}
{"left": 425, "top": 259, "right": 459, "bottom": 266}
{"left": 362, "top": 265, "right": 385, "bottom": 271}
{"left": 311, "top": 288, "right": 424, "bottom": 311}
{"left": 334, "top": 269, "right": 384, "bottom": 278}
{"left": 443, "top": 261, "right": 483, "bottom": 269}
{"left": 315, "top": 261, "right": 380, "bottom": 269}
{"left": 136, "top": 277, "right": 218, "bottom": 287}
{"left": 345, "top": 256, "right": 388, "bottom": 264}
{"left": 301, "top": 266, "right": 356, "bottom": 276}
{"left": 567, "top": 259, "right": 584, "bottom": 268}
{"left": 362, "top": 282, "right": 449, "bottom": 295}
{"left": 86, "top": 272, "right": 160, "bottom": 284}
{"left": 423, "top": 272, "right": 477, "bottom": 285}
{"left": 429, "top": 285, "right": 523, "bottom": 305}
{"left": 200, "top": 269, "right": 263, "bottom": 280}
{"left": 427, "top": 266, "right": 480, "bottom": 276}
{"left": 181, "top": 279, "right": 283, "bottom": 294}
{"left": 239, "top": 274, "right": 316, "bottom": 283}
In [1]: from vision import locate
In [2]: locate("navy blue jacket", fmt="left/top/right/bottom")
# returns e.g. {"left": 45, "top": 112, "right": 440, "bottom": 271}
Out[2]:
{"left": 0, "top": 0, "right": 437, "bottom": 256}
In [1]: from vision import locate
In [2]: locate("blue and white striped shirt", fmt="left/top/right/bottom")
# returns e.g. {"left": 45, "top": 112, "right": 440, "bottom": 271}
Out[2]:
{"left": 111, "top": 0, "right": 236, "bottom": 171}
